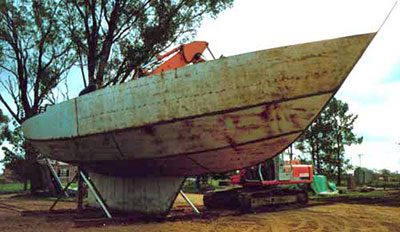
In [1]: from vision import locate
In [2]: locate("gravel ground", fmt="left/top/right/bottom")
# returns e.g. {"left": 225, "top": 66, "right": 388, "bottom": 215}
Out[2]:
{"left": 1, "top": 190, "right": 400, "bottom": 232}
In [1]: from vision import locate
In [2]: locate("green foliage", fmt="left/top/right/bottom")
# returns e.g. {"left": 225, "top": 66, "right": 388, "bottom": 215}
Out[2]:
{"left": 295, "top": 114, "right": 332, "bottom": 174}
{"left": 1, "top": 124, "right": 29, "bottom": 183}
{"left": 370, "top": 180, "right": 400, "bottom": 188}
{"left": 0, "top": 1, "right": 75, "bottom": 192}
{"left": 0, "top": 181, "right": 29, "bottom": 193}
{"left": 296, "top": 97, "right": 362, "bottom": 183}
{"left": 63, "top": 0, "right": 233, "bottom": 86}
{"left": 0, "top": 0, "right": 75, "bottom": 122}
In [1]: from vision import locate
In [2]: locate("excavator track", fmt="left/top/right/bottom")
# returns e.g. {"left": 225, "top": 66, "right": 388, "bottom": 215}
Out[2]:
{"left": 238, "top": 188, "right": 308, "bottom": 211}
{"left": 204, "top": 187, "right": 308, "bottom": 211}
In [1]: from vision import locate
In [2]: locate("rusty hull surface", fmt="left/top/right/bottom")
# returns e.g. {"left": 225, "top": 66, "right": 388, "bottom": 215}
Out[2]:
{"left": 22, "top": 33, "right": 375, "bottom": 177}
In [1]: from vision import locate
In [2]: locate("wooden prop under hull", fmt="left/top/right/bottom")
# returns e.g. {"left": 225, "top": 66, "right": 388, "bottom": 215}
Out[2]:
{"left": 23, "top": 33, "right": 375, "bottom": 177}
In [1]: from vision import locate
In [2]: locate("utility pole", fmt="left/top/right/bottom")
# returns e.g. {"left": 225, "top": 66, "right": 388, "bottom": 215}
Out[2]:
{"left": 358, "top": 154, "right": 364, "bottom": 168}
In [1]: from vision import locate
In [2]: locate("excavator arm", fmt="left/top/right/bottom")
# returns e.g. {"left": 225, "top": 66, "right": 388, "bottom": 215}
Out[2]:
{"left": 80, "top": 41, "right": 209, "bottom": 96}
{"left": 143, "top": 41, "right": 209, "bottom": 76}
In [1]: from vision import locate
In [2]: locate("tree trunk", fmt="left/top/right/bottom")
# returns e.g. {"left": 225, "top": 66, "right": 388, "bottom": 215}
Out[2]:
{"left": 336, "top": 137, "right": 342, "bottom": 186}
{"left": 311, "top": 144, "right": 316, "bottom": 173}
{"left": 316, "top": 154, "right": 322, "bottom": 174}
{"left": 77, "top": 166, "right": 84, "bottom": 212}
{"left": 195, "top": 176, "right": 201, "bottom": 193}
{"left": 311, "top": 152, "right": 316, "bottom": 172}
{"left": 337, "top": 160, "right": 342, "bottom": 186}
{"left": 315, "top": 142, "right": 321, "bottom": 174}
{"left": 25, "top": 146, "right": 39, "bottom": 193}
{"left": 326, "top": 153, "right": 334, "bottom": 179}
{"left": 25, "top": 145, "right": 54, "bottom": 194}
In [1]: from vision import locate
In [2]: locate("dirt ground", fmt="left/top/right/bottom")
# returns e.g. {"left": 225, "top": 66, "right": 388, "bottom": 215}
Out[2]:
{"left": 1, "top": 190, "right": 400, "bottom": 232}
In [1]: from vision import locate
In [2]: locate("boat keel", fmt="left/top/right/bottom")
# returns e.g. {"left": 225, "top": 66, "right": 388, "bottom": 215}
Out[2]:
{"left": 87, "top": 172, "right": 185, "bottom": 216}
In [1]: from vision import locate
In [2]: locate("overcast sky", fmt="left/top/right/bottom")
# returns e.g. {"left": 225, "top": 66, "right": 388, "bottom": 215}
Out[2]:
{"left": 194, "top": 0, "right": 400, "bottom": 172}
{"left": 1, "top": 0, "right": 399, "bottom": 173}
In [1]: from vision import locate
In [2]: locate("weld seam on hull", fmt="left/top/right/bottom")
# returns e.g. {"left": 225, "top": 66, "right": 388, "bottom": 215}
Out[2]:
{"left": 63, "top": 128, "right": 305, "bottom": 164}
{"left": 74, "top": 99, "right": 80, "bottom": 136}
{"left": 111, "top": 132, "right": 126, "bottom": 159}
{"left": 184, "top": 155, "right": 214, "bottom": 174}
{"left": 28, "top": 91, "right": 334, "bottom": 143}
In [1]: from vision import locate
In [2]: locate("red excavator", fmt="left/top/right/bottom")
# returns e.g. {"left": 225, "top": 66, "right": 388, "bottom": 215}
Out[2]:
{"left": 203, "top": 153, "right": 313, "bottom": 211}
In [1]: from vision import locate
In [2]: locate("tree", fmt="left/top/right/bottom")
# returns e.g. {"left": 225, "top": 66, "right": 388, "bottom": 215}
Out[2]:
{"left": 325, "top": 98, "right": 362, "bottom": 185}
{"left": 295, "top": 115, "right": 332, "bottom": 174}
{"left": 380, "top": 169, "right": 391, "bottom": 182}
{"left": 0, "top": 1, "right": 75, "bottom": 193}
{"left": 63, "top": 0, "right": 233, "bottom": 88}
{"left": 1, "top": 109, "right": 28, "bottom": 188}
{"left": 296, "top": 97, "right": 362, "bottom": 184}
{"left": 1, "top": 124, "right": 30, "bottom": 189}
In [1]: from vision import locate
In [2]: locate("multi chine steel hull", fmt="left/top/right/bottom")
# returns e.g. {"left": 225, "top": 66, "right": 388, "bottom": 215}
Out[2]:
{"left": 22, "top": 33, "right": 375, "bottom": 177}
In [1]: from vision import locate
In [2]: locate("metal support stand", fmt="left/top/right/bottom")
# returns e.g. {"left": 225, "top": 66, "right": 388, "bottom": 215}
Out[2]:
{"left": 48, "top": 168, "right": 112, "bottom": 219}
{"left": 49, "top": 173, "right": 77, "bottom": 211}
{"left": 77, "top": 166, "right": 84, "bottom": 212}
{"left": 45, "top": 158, "right": 69, "bottom": 197}
{"left": 179, "top": 190, "right": 200, "bottom": 215}
{"left": 80, "top": 171, "right": 112, "bottom": 219}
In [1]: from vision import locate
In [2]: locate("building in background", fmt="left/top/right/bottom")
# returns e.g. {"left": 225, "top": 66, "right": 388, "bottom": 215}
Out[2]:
{"left": 50, "top": 160, "right": 77, "bottom": 183}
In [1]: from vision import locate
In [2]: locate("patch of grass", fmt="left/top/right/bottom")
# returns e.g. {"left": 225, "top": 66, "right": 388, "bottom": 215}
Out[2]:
{"left": 312, "top": 190, "right": 386, "bottom": 200}
{"left": 311, "top": 189, "right": 400, "bottom": 207}
{"left": 0, "top": 182, "right": 29, "bottom": 194}
{"left": 370, "top": 181, "right": 400, "bottom": 188}
{"left": 60, "top": 181, "right": 77, "bottom": 190}
{"left": 68, "top": 182, "right": 77, "bottom": 189}
{"left": 207, "top": 179, "right": 231, "bottom": 190}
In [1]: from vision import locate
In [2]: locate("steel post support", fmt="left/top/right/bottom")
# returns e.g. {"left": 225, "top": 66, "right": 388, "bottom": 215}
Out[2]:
{"left": 179, "top": 190, "right": 200, "bottom": 215}
{"left": 77, "top": 166, "right": 84, "bottom": 212}
{"left": 45, "top": 158, "right": 69, "bottom": 197}
{"left": 49, "top": 173, "right": 77, "bottom": 211}
{"left": 80, "top": 171, "right": 112, "bottom": 219}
